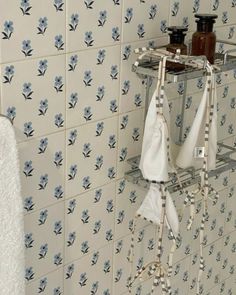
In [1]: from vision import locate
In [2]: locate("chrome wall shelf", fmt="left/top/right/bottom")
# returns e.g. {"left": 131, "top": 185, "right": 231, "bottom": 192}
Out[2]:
{"left": 125, "top": 143, "right": 236, "bottom": 193}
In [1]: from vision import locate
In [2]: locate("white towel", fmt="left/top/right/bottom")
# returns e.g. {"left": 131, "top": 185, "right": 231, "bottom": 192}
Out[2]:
{"left": 136, "top": 183, "right": 179, "bottom": 237}
{"left": 176, "top": 73, "right": 217, "bottom": 170}
{"left": 0, "top": 116, "right": 25, "bottom": 295}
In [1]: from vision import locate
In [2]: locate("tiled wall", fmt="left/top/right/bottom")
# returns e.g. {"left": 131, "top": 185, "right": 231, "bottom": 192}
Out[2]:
{"left": 0, "top": 0, "right": 236, "bottom": 294}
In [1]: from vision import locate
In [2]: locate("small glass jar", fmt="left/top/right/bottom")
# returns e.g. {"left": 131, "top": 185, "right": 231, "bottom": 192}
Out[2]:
{"left": 192, "top": 14, "right": 218, "bottom": 64}
{"left": 166, "top": 26, "right": 188, "bottom": 71}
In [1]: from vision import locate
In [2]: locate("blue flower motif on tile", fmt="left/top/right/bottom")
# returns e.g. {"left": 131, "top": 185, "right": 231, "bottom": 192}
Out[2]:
{"left": 54, "top": 76, "right": 64, "bottom": 92}
{"left": 106, "top": 199, "right": 113, "bottom": 213}
{"left": 38, "top": 174, "right": 48, "bottom": 190}
{"left": 82, "top": 176, "right": 91, "bottom": 190}
{"left": 38, "top": 99, "right": 48, "bottom": 115}
{"left": 129, "top": 190, "right": 137, "bottom": 203}
{"left": 38, "top": 277, "right": 47, "bottom": 293}
{"left": 2, "top": 20, "right": 14, "bottom": 40}
{"left": 38, "top": 209, "right": 48, "bottom": 225}
{"left": 67, "top": 231, "right": 76, "bottom": 247}
{"left": 105, "top": 229, "right": 113, "bottom": 241}
{"left": 149, "top": 4, "right": 157, "bottom": 20}
{"left": 6, "top": 106, "right": 16, "bottom": 123}
{"left": 122, "top": 80, "right": 130, "bottom": 95}
{"left": 20, "top": 0, "right": 32, "bottom": 16}
{"left": 81, "top": 241, "right": 89, "bottom": 254}
{"left": 53, "top": 287, "right": 62, "bottom": 295}
{"left": 84, "top": 0, "right": 94, "bottom": 9}
{"left": 132, "top": 127, "right": 140, "bottom": 141}
{"left": 84, "top": 31, "right": 94, "bottom": 47}
{"left": 117, "top": 210, "right": 124, "bottom": 224}
{"left": 115, "top": 269, "right": 122, "bottom": 282}
{"left": 96, "top": 85, "right": 105, "bottom": 101}
{"left": 79, "top": 272, "right": 88, "bottom": 286}
{"left": 54, "top": 185, "right": 63, "bottom": 199}
{"left": 68, "top": 54, "right": 78, "bottom": 71}
{"left": 25, "top": 267, "right": 34, "bottom": 281}
{"left": 37, "top": 17, "right": 48, "bottom": 35}
{"left": 123, "top": 45, "right": 131, "bottom": 60}
{"left": 68, "top": 164, "right": 77, "bottom": 180}
{"left": 95, "top": 121, "right": 104, "bottom": 136}
{"left": 103, "top": 289, "right": 111, "bottom": 295}
{"left": 22, "top": 82, "right": 33, "bottom": 100}
{"left": 97, "top": 49, "right": 106, "bottom": 65}
{"left": 37, "top": 59, "right": 48, "bottom": 76}
{"left": 54, "top": 253, "right": 63, "bottom": 266}
{"left": 95, "top": 155, "right": 103, "bottom": 170}
{"left": 222, "top": 11, "right": 229, "bottom": 24}
{"left": 55, "top": 113, "right": 64, "bottom": 128}
{"left": 22, "top": 40, "right": 33, "bottom": 57}
{"left": 67, "top": 199, "right": 76, "bottom": 214}
{"left": 91, "top": 281, "right": 99, "bottom": 294}
{"left": 54, "top": 35, "right": 64, "bottom": 51}
{"left": 38, "top": 137, "right": 48, "bottom": 154}
{"left": 124, "top": 8, "right": 133, "bottom": 23}
{"left": 172, "top": 1, "right": 180, "bottom": 16}
{"left": 107, "top": 167, "right": 115, "bottom": 179}
{"left": 83, "top": 143, "right": 92, "bottom": 158}
{"left": 24, "top": 196, "right": 35, "bottom": 212}
{"left": 231, "top": 97, "right": 236, "bottom": 108}
{"left": 54, "top": 151, "right": 63, "bottom": 167}
{"left": 110, "top": 65, "right": 118, "bottom": 80}
{"left": 69, "top": 13, "right": 79, "bottom": 31}
{"left": 68, "top": 129, "right": 78, "bottom": 145}
{"left": 3, "top": 65, "right": 14, "bottom": 84}
{"left": 91, "top": 251, "right": 99, "bottom": 265}
{"left": 23, "top": 160, "right": 34, "bottom": 177}
{"left": 103, "top": 260, "right": 111, "bottom": 273}
{"left": 94, "top": 189, "right": 102, "bottom": 203}
{"left": 120, "top": 115, "right": 128, "bottom": 130}
{"left": 182, "top": 17, "right": 189, "bottom": 28}
{"left": 39, "top": 243, "right": 48, "bottom": 259}
{"left": 54, "top": 0, "right": 64, "bottom": 12}
{"left": 119, "top": 147, "right": 127, "bottom": 162}
{"left": 54, "top": 220, "right": 62, "bottom": 235}
{"left": 112, "top": 27, "right": 120, "bottom": 41}
{"left": 83, "top": 70, "right": 93, "bottom": 86}
{"left": 98, "top": 10, "right": 107, "bottom": 27}
{"left": 84, "top": 106, "right": 93, "bottom": 121}
{"left": 213, "top": 0, "right": 219, "bottom": 10}
{"left": 93, "top": 220, "right": 101, "bottom": 234}
{"left": 110, "top": 99, "right": 118, "bottom": 113}
{"left": 137, "top": 24, "right": 145, "bottom": 38}
{"left": 81, "top": 209, "right": 90, "bottom": 223}
{"left": 108, "top": 134, "right": 116, "bottom": 149}
{"left": 68, "top": 92, "right": 78, "bottom": 109}
{"left": 160, "top": 20, "right": 168, "bottom": 33}
{"left": 134, "top": 93, "right": 142, "bottom": 107}
{"left": 232, "top": 0, "right": 236, "bottom": 7}
{"left": 65, "top": 263, "right": 74, "bottom": 279}
{"left": 25, "top": 233, "right": 34, "bottom": 248}
{"left": 113, "top": 0, "right": 120, "bottom": 5}
{"left": 228, "top": 26, "right": 235, "bottom": 39}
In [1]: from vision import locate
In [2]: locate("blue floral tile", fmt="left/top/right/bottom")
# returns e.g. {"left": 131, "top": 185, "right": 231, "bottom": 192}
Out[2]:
{"left": 65, "top": 182, "right": 115, "bottom": 263}
{"left": 66, "top": 116, "right": 118, "bottom": 198}
{"left": 66, "top": 45, "right": 120, "bottom": 128}
{"left": 210, "top": 0, "right": 236, "bottom": 27}
{"left": 24, "top": 202, "right": 64, "bottom": 283}
{"left": 19, "top": 131, "right": 65, "bottom": 213}
{"left": 1, "top": 55, "right": 66, "bottom": 142}
{"left": 66, "top": 0, "right": 122, "bottom": 52}
{"left": 26, "top": 268, "right": 63, "bottom": 295}
{"left": 0, "top": 0, "right": 66, "bottom": 63}
{"left": 64, "top": 244, "right": 113, "bottom": 294}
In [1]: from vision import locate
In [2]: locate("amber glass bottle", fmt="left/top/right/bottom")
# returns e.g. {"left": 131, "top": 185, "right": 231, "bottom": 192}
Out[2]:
{"left": 166, "top": 26, "right": 188, "bottom": 71}
{"left": 192, "top": 14, "right": 218, "bottom": 64}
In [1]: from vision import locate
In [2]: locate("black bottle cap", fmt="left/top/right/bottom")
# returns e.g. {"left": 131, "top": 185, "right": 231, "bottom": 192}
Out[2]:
{"left": 167, "top": 26, "right": 188, "bottom": 44}
{"left": 195, "top": 14, "right": 218, "bottom": 23}
{"left": 168, "top": 26, "right": 188, "bottom": 33}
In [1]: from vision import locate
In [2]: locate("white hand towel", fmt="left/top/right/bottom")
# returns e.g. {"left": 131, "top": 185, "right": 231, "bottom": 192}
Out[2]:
{"left": 139, "top": 89, "right": 173, "bottom": 182}
{"left": 0, "top": 117, "right": 25, "bottom": 295}
{"left": 137, "top": 183, "right": 179, "bottom": 237}
{"left": 176, "top": 73, "right": 217, "bottom": 170}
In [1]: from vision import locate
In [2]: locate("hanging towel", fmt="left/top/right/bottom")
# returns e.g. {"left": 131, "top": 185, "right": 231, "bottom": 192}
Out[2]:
{"left": 136, "top": 183, "right": 179, "bottom": 236}
{"left": 176, "top": 71, "right": 217, "bottom": 170}
{"left": 0, "top": 116, "right": 25, "bottom": 295}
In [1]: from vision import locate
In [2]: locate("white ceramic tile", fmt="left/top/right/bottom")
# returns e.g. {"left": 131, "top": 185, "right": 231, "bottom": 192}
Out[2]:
{"left": 225, "top": 185, "right": 236, "bottom": 234}
{"left": 66, "top": 116, "right": 118, "bottom": 198}
{"left": 26, "top": 268, "right": 63, "bottom": 295}
{"left": 65, "top": 182, "right": 115, "bottom": 264}
{"left": 20, "top": 131, "right": 65, "bottom": 214}
{"left": 66, "top": 0, "right": 122, "bottom": 52}
{"left": 66, "top": 45, "right": 120, "bottom": 128}
{"left": 1, "top": 55, "right": 66, "bottom": 143}
{"left": 24, "top": 202, "right": 64, "bottom": 282}
{"left": 64, "top": 244, "right": 113, "bottom": 295}
{"left": 0, "top": 0, "right": 66, "bottom": 63}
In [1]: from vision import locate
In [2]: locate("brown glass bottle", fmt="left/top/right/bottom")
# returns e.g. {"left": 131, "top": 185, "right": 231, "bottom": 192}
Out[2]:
{"left": 166, "top": 26, "right": 188, "bottom": 71}
{"left": 192, "top": 14, "right": 218, "bottom": 64}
